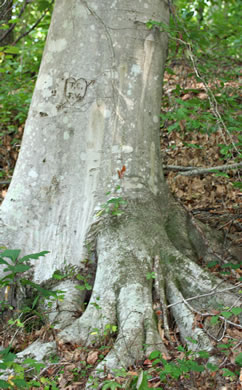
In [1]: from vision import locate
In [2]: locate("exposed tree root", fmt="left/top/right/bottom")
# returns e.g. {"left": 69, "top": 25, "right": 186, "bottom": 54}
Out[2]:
{"left": 57, "top": 202, "right": 240, "bottom": 385}
{"left": 4, "top": 198, "right": 240, "bottom": 388}
{"left": 166, "top": 280, "right": 213, "bottom": 352}
{"left": 60, "top": 212, "right": 169, "bottom": 372}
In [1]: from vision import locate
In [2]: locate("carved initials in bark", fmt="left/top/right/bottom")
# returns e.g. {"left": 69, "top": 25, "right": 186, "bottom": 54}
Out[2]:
{"left": 57, "top": 76, "right": 94, "bottom": 110}
{"left": 65, "top": 77, "right": 88, "bottom": 105}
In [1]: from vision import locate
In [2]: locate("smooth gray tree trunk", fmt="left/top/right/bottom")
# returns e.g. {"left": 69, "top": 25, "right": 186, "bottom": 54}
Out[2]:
{"left": 0, "top": 0, "right": 240, "bottom": 379}
{"left": 1, "top": 0, "right": 169, "bottom": 280}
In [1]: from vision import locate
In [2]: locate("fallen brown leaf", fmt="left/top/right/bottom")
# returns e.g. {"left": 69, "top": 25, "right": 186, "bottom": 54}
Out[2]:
{"left": 87, "top": 350, "right": 99, "bottom": 365}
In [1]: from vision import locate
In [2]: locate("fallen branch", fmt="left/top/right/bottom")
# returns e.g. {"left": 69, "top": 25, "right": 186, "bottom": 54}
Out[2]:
{"left": 181, "top": 296, "right": 242, "bottom": 330}
{"left": 167, "top": 282, "right": 241, "bottom": 309}
{"left": 164, "top": 162, "right": 242, "bottom": 176}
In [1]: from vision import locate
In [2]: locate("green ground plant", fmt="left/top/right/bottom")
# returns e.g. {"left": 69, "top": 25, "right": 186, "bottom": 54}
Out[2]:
{"left": 96, "top": 185, "right": 127, "bottom": 217}
{"left": 0, "top": 249, "right": 241, "bottom": 388}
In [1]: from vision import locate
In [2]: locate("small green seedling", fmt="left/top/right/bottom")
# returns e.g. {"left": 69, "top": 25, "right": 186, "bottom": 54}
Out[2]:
{"left": 96, "top": 186, "right": 127, "bottom": 217}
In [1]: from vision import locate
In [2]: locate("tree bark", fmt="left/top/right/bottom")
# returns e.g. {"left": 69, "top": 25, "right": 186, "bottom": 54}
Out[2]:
{"left": 0, "top": 0, "right": 240, "bottom": 381}
{"left": 0, "top": 0, "right": 169, "bottom": 280}
{"left": 0, "top": 0, "right": 13, "bottom": 45}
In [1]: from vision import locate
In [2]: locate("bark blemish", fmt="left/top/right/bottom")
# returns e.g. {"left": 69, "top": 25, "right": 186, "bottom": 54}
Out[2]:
{"left": 148, "top": 141, "right": 158, "bottom": 195}
{"left": 131, "top": 64, "right": 141, "bottom": 77}
{"left": 88, "top": 101, "right": 105, "bottom": 149}
{"left": 121, "top": 145, "right": 133, "bottom": 153}
{"left": 48, "top": 38, "right": 67, "bottom": 53}
{"left": 63, "top": 132, "right": 70, "bottom": 140}
{"left": 28, "top": 169, "right": 38, "bottom": 179}
{"left": 36, "top": 74, "right": 53, "bottom": 92}
{"left": 143, "top": 33, "right": 155, "bottom": 83}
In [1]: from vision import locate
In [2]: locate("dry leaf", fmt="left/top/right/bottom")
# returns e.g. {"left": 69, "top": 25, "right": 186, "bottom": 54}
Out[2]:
{"left": 143, "top": 359, "right": 153, "bottom": 366}
{"left": 87, "top": 350, "right": 99, "bottom": 365}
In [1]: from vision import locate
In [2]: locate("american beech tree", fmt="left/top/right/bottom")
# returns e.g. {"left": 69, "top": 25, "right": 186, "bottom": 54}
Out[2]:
{"left": 0, "top": 0, "right": 239, "bottom": 373}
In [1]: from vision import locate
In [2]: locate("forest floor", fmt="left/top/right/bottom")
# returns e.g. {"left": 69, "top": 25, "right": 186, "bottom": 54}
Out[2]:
{"left": 0, "top": 65, "right": 241, "bottom": 389}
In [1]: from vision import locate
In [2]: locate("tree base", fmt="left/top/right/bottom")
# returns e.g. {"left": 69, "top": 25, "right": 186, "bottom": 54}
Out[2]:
{"left": 57, "top": 198, "right": 240, "bottom": 377}
{"left": 3, "top": 197, "right": 240, "bottom": 388}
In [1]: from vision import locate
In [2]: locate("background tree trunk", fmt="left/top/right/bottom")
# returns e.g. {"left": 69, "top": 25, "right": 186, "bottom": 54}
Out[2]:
{"left": 0, "top": 0, "right": 13, "bottom": 45}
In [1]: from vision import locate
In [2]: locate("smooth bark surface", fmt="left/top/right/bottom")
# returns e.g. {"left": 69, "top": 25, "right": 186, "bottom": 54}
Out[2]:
{"left": 0, "top": 0, "right": 169, "bottom": 281}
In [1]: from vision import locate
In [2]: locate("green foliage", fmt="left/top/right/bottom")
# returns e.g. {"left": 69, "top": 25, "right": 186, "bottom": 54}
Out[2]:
{"left": 75, "top": 274, "right": 92, "bottom": 291}
{"left": 207, "top": 260, "right": 242, "bottom": 281}
{"left": 148, "top": 347, "right": 206, "bottom": 383}
{"left": 53, "top": 265, "right": 93, "bottom": 301}
{"left": 0, "top": 248, "right": 64, "bottom": 388}
{"left": 90, "top": 323, "right": 118, "bottom": 345}
{"left": 124, "top": 335, "right": 241, "bottom": 388}
{"left": 96, "top": 186, "right": 127, "bottom": 217}
{"left": 0, "top": 0, "right": 54, "bottom": 180}
{"left": 0, "top": 250, "right": 240, "bottom": 387}
{"left": 0, "top": 248, "right": 65, "bottom": 333}
{"left": 130, "top": 370, "right": 151, "bottom": 390}
{"left": 147, "top": 0, "right": 241, "bottom": 171}
{"left": 235, "top": 352, "right": 242, "bottom": 366}
{"left": 0, "top": 345, "right": 50, "bottom": 389}
{"left": 0, "top": 248, "right": 62, "bottom": 306}
{"left": 146, "top": 272, "right": 155, "bottom": 280}
{"left": 102, "top": 380, "right": 123, "bottom": 389}
{"left": 0, "top": 248, "right": 47, "bottom": 288}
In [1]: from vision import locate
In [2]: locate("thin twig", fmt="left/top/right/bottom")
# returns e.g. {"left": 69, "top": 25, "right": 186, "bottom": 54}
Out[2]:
{"left": 180, "top": 295, "right": 241, "bottom": 329}
{"left": 164, "top": 162, "right": 242, "bottom": 176}
{"left": 167, "top": 282, "right": 241, "bottom": 309}
{"left": 27, "top": 361, "right": 68, "bottom": 379}
{"left": 219, "top": 356, "right": 229, "bottom": 368}
{"left": 232, "top": 341, "right": 242, "bottom": 350}
{"left": 216, "top": 321, "right": 227, "bottom": 342}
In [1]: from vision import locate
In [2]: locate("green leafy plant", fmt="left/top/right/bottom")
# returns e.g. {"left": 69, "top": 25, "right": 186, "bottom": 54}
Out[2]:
{"left": 130, "top": 370, "right": 151, "bottom": 390}
{"left": 75, "top": 274, "right": 92, "bottom": 292}
{"left": 127, "top": 335, "right": 241, "bottom": 389}
{"left": 52, "top": 263, "right": 81, "bottom": 280}
{"left": 102, "top": 380, "right": 123, "bottom": 389}
{"left": 96, "top": 186, "right": 127, "bottom": 217}
{"left": 0, "top": 248, "right": 67, "bottom": 338}
{"left": 0, "top": 343, "right": 61, "bottom": 389}
{"left": 90, "top": 323, "right": 118, "bottom": 346}
{"left": 146, "top": 272, "right": 155, "bottom": 280}
{"left": 0, "top": 249, "right": 64, "bottom": 310}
